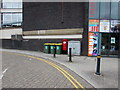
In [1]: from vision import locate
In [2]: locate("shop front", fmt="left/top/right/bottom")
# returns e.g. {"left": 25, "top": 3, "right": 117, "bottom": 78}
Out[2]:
{"left": 88, "top": 1, "right": 120, "bottom": 57}
{"left": 101, "top": 33, "right": 119, "bottom": 56}
{"left": 88, "top": 19, "right": 120, "bottom": 57}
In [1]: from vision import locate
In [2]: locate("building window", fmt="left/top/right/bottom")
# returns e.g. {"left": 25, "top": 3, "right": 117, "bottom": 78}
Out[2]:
{"left": 2, "top": 13, "right": 22, "bottom": 28}
{"left": 100, "top": 2, "right": 110, "bottom": 19}
{"left": 2, "top": 0, "right": 22, "bottom": 8}
{"left": 111, "top": 2, "right": 119, "bottom": 19}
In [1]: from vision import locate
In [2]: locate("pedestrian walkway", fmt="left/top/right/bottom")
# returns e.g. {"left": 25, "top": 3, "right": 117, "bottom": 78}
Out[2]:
{"left": 1, "top": 49, "right": 118, "bottom": 88}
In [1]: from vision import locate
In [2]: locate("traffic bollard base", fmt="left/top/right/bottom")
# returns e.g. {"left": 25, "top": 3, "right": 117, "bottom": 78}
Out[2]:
{"left": 53, "top": 55, "right": 56, "bottom": 58}
{"left": 94, "top": 73, "right": 103, "bottom": 76}
{"left": 69, "top": 60, "right": 72, "bottom": 62}
{"left": 95, "top": 72, "right": 101, "bottom": 76}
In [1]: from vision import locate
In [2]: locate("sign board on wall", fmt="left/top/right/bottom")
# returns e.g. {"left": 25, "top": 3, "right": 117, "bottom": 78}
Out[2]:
{"left": 88, "top": 32, "right": 98, "bottom": 56}
{"left": 110, "top": 20, "right": 120, "bottom": 33}
{"left": 100, "top": 20, "right": 110, "bottom": 32}
{"left": 111, "top": 37, "right": 115, "bottom": 44}
{"left": 89, "top": 2, "right": 99, "bottom": 19}
{"left": 89, "top": 19, "right": 99, "bottom": 32}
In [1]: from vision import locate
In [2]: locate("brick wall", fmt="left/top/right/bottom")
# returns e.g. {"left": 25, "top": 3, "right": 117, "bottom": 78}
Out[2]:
{"left": 23, "top": 2, "right": 86, "bottom": 31}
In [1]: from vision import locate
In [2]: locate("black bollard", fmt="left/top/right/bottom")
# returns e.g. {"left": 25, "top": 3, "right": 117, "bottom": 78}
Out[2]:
{"left": 95, "top": 55, "right": 101, "bottom": 75}
{"left": 69, "top": 48, "right": 72, "bottom": 62}
{"left": 53, "top": 46, "right": 56, "bottom": 58}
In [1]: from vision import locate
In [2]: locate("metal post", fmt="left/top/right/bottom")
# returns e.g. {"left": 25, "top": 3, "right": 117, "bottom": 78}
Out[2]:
{"left": 69, "top": 48, "right": 72, "bottom": 62}
{"left": 53, "top": 46, "right": 56, "bottom": 58}
{"left": 95, "top": 55, "right": 101, "bottom": 75}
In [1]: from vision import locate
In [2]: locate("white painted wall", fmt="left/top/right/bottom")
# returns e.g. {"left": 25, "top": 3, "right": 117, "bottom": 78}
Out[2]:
{"left": 23, "top": 35, "right": 82, "bottom": 39}
{"left": 0, "top": 28, "right": 22, "bottom": 39}
{"left": 1, "top": 9, "right": 22, "bottom": 13}
{"left": 0, "top": 28, "right": 82, "bottom": 39}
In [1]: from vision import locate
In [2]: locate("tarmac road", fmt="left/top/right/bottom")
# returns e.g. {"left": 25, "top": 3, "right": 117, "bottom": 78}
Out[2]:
{"left": 2, "top": 51, "right": 94, "bottom": 89}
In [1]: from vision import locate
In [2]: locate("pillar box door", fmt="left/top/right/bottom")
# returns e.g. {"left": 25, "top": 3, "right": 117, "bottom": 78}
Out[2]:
{"left": 62, "top": 39, "right": 68, "bottom": 51}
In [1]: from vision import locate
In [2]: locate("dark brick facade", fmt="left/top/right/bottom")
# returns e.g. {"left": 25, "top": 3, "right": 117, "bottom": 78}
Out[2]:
{"left": 23, "top": 2, "right": 87, "bottom": 31}
{"left": 21, "top": 2, "right": 89, "bottom": 55}
{"left": 2, "top": 39, "right": 81, "bottom": 52}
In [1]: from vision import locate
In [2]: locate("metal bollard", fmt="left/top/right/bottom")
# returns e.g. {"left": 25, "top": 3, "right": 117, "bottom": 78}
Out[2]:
{"left": 53, "top": 46, "right": 56, "bottom": 58}
{"left": 95, "top": 55, "right": 101, "bottom": 75}
{"left": 69, "top": 48, "right": 72, "bottom": 62}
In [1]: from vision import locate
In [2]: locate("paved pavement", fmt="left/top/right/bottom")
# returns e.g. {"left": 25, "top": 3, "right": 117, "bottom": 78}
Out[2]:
{"left": 0, "top": 49, "right": 118, "bottom": 89}
{"left": 1, "top": 49, "right": 93, "bottom": 88}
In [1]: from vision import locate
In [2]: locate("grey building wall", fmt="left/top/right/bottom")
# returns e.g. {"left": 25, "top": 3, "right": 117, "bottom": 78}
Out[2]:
{"left": 81, "top": 2, "right": 88, "bottom": 56}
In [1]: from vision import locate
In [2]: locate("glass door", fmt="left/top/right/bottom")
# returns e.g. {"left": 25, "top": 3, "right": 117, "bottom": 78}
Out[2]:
{"left": 101, "top": 33, "right": 119, "bottom": 56}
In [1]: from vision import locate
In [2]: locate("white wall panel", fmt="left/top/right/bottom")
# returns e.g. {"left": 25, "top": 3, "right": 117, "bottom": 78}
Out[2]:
{"left": 0, "top": 28, "right": 22, "bottom": 39}
{"left": 1, "top": 9, "right": 22, "bottom": 13}
{"left": 23, "top": 35, "right": 82, "bottom": 39}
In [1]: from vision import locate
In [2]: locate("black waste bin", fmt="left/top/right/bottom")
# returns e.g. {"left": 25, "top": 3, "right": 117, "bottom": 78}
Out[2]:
{"left": 50, "top": 43, "right": 56, "bottom": 54}
{"left": 55, "top": 43, "right": 62, "bottom": 54}
{"left": 44, "top": 43, "right": 50, "bottom": 53}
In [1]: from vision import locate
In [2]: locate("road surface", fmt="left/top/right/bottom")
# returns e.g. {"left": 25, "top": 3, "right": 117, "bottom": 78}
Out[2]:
{"left": 2, "top": 51, "right": 94, "bottom": 89}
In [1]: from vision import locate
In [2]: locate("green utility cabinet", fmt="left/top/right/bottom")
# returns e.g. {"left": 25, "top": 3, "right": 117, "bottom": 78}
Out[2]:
{"left": 55, "top": 43, "right": 62, "bottom": 54}
{"left": 50, "top": 43, "right": 56, "bottom": 54}
{"left": 44, "top": 43, "right": 50, "bottom": 53}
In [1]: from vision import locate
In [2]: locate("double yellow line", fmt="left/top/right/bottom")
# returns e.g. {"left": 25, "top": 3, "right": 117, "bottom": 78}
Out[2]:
{"left": 2, "top": 51, "right": 85, "bottom": 90}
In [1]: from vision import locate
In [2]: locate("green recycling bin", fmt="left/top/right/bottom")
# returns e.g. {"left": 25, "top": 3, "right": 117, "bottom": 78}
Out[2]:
{"left": 55, "top": 43, "right": 62, "bottom": 54}
{"left": 44, "top": 43, "right": 50, "bottom": 53}
{"left": 50, "top": 43, "right": 56, "bottom": 54}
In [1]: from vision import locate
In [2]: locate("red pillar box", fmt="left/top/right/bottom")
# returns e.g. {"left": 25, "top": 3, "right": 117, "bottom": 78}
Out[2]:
{"left": 62, "top": 39, "right": 68, "bottom": 54}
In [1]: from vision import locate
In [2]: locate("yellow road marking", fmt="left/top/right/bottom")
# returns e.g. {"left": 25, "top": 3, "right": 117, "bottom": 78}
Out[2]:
{"left": 46, "top": 61, "right": 85, "bottom": 90}
{"left": 2, "top": 51, "right": 85, "bottom": 90}
{"left": 47, "top": 62, "right": 79, "bottom": 89}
